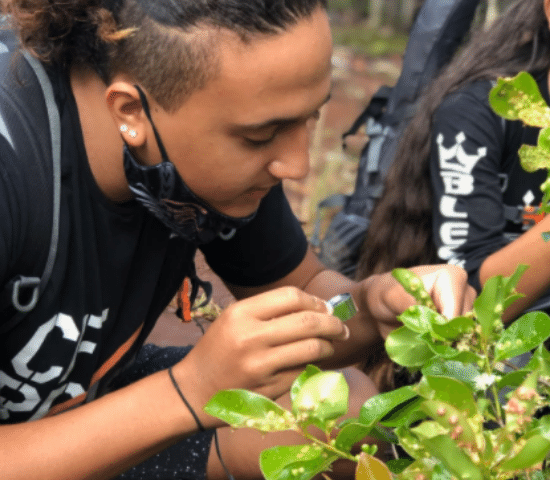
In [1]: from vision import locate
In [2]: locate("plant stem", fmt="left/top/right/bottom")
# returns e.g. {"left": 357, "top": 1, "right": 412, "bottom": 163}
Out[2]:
{"left": 478, "top": 336, "right": 505, "bottom": 426}
{"left": 491, "top": 383, "right": 504, "bottom": 426}
{"left": 300, "top": 429, "right": 358, "bottom": 463}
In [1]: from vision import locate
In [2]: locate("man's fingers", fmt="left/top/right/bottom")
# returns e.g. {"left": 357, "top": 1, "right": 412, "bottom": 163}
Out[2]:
{"left": 257, "top": 312, "right": 349, "bottom": 346}
{"left": 259, "top": 338, "right": 337, "bottom": 373}
{"left": 233, "top": 286, "right": 329, "bottom": 320}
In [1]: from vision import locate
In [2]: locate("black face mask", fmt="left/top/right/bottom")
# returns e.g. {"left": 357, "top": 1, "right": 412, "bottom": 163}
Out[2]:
{"left": 123, "top": 86, "right": 256, "bottom": 245}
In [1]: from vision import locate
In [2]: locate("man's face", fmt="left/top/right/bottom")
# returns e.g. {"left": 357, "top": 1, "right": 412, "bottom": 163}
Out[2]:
{"left": 150, "top": 7, "right": 333, "bottom": 218}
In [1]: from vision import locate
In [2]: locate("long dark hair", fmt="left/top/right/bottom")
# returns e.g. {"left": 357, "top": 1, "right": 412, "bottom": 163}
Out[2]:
{"left": 1, "top": 0, "right": 327, "bottom": 111}
{"left": 355, "top": 0, "right": 550, "bottom": 280}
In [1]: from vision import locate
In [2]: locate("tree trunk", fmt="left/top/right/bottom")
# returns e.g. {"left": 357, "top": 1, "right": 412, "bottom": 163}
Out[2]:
{"left": 484, "top": 0, "right": 499, "bottom": 29}
{"left": 400, "top": 0, "right": 417, "bottom": 30}
{"left": 367, "top": 0, "right": 384, "bottom": 29}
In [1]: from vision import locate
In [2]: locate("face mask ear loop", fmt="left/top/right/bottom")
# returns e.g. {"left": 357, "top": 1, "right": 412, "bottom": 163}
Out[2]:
{"left": 134, "top": 85, "right": 171, "bottom": 164}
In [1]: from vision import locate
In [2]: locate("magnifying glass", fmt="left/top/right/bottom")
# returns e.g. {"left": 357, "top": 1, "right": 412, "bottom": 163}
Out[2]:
{"left": 326, "top": 293, "right": 357, "bottom": 322}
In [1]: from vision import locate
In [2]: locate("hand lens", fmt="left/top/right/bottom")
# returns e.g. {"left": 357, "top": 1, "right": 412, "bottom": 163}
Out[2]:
{"left": 326, "top": 293, "right": 357, "bottom": 321}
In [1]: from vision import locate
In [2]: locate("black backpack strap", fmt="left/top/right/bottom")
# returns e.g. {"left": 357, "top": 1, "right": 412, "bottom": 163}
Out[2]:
{"left": 310, "top": 194, "right": 348, "bottom": 248}
{"left": 0, "top": 50, "right": 61, "bottom": 332}
{"left": 342, "top": 85, "right": 392, "bottom": 145}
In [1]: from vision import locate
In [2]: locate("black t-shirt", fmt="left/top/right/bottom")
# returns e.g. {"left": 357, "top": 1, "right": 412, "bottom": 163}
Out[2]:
{"left": 430, "top": 73, "right": 549, "bottom": 306}
{"left": 0, "top": 60, "right": 307, "bottom": 423}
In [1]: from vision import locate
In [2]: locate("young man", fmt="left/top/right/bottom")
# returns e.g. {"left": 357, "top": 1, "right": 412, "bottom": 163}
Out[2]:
{"left": 0, "top": 1, "right": 474, "bottom": 478}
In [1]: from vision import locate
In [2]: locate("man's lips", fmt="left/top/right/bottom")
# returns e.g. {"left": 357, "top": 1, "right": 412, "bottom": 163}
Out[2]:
{"left": 246, "top": 182, "right": 280, "bottom": 198}
{"left": 246, "top": 187, "right": 272, "bottom": 199}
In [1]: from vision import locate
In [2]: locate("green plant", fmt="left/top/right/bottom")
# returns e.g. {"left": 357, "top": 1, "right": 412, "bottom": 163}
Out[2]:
{"left": 203, "top": 71, "right": 550, "bottom": 479}
{"left": 489, "top": 71, "right": 550, "bottom": 238}
{"left": 204, "top": 265, "right": 550, "bottom": 479}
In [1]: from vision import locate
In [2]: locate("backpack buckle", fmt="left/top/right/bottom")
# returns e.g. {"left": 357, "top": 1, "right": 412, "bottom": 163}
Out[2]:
{"left": 11, "top": 275, "right": 40, "bottom": 312}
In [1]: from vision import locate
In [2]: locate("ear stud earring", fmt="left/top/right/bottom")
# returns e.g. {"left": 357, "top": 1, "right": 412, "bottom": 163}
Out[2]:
{"left": 119, "top": 124, "right": 128, "bottom": 133}
{"left": 129, "top": 130, "right": 137, "bottom": 138}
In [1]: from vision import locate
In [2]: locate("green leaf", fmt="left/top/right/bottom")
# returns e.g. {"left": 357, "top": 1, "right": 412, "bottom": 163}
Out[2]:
{"left": 410, "top": 420, "right": 448, "bottom": 439}
{"left": 421, "top": 435, "right": 484, "bottom": 480}
{"left": 539, "top": 125, "right": 550, "bottom": 152}
{"left": 528, "top": 415, "right": 550, "bottom": 441}
{"left": 430, "top": 315, "right": 475, "bottom": 340}
{"left": 367, "top": 424, "right": 399, "bottom": 444}
{"left": 416, "top": 375, "right": 477, "bottom": 416}
{"left": 526, "top": 344, "right": 550, "bottom": 377}
{"left": 502, "top": 264, "right": 529, "bottom": 310}
{"left": 420, "top": 400, "right": 483, "bottom": 450}
{"left": 421, "top": 360, "right": 481, "bottom": 389}
{"left": 397, "top": 305, "right": 447, "bottom": 335}
{"left": 385, "top": 326, "right": 435, "bottom": 367}
{"left": 494, "top": 311, "right": 550, "bottom": 361}
{"left": 473, "top": 264, "right": 529, "bottom": 341}
{"left": 502, "top": 292, "right": 525, "bottom": 312}
{"left": 259, "top": 445, "right": 337, "bottom": 480}
{"left": 379, "top": 396, "right": 426, "bottom": 428}
{"left": 520, "top": 143, "right": 550, "bottom": 173}
{"left": 496, "top": 369, "right": 529, "bottom": 391}
{"left": 451, "top": 350, "right": 482, "bottom": 364}
{"left": 334, "top": 422, "right": 373, "bottom": 453}
{"left": 290, "top": 365, "right": 321, "bottom": 404}
{"left": 397, "top": 458, "right": 437, "bottom": 480}
{"left": 292, "top": 371, "right": 349, "bottom": 427}
{"left": 473, "top": 275, "right": 504, "bottom": 340}
{"left": 499, "top": 434, "right": 550, "bottom": 472}
{"left": 489, "top": 72, "right": 550, "bottom": 127}
{"left": 392, "top": 268, "right": 435, "bottom": 308}
{"left": 520, "top": 128, "right": 550, "bottom": 174}
{"left": 503, "top": 263, "right": 530, "bottom": 292}
{"left": 204, "top": 389, "right": 295, "bottom": 432}
{"left": 359, "top": 385, "right": 417, "bottom": 427}
{"left": 420, "top": 333, "right": 461, "bottom": 359}
{"left": 385, "top": 458, "right": 414, "bottom": 474}
{"left": 432, "top": 463, "right": 454, "bottom": 480}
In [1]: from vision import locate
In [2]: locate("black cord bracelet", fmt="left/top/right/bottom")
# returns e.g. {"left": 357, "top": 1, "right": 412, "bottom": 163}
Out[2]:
{"left": 167, "top": 366, "right": 206, "bottom": 432}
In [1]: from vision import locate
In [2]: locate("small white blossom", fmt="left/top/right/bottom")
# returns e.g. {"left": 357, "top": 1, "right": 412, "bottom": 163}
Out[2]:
{"left": 474, "top": 373, "right": 497, "bottom": 391}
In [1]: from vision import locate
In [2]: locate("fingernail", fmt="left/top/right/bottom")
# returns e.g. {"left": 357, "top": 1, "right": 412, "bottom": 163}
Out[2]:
{"left": 342, "top": 324, "right": 350, "bottom": 341}
{"left": 314, "top": 296, "right": 332, "bottom": 314}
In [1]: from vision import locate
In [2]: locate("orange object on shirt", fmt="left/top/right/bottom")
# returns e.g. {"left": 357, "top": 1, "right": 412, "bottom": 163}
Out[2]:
{"left": 177, "top": 278, "right": 192, "bottom": 322}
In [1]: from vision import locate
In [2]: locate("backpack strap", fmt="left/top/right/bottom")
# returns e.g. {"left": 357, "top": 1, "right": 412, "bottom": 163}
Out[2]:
{"left": 0, "top": 49, "right": 61, "bottom": 332}
{"left": 342, "top": 85, "right": 391, "bottom": 146}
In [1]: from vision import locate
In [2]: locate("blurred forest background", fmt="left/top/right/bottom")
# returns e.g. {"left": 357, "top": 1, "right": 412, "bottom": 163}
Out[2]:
{"left": 286, "top": 0, "right": 515, "bottom": 239}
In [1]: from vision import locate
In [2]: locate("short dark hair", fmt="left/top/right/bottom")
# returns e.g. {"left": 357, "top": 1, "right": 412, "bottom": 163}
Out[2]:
{"left": 3, "top": 0, "right": 327, "bottom": 110}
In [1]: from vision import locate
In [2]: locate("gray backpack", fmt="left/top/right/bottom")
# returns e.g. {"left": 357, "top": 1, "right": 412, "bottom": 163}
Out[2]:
{"left": 311, "top": 0, "right": 481, "bottom": 277}
{"left": 0, "top": 26, "right": 61, "bottom": 333}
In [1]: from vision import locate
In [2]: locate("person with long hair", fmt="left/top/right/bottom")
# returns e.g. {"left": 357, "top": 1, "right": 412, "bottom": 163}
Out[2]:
{"left": 359, "top": 0, "right": 550, "bottom": 321}
{"left": 0, "top": 1, "right": 474, "bottom": 479}
{"left": 356, "top": 0, "right": 550, "bottom": 390}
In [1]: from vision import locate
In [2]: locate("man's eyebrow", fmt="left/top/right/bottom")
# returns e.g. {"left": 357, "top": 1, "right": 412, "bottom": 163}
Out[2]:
{"left": 235, "top": 93, "right": 332, "bottom": 131}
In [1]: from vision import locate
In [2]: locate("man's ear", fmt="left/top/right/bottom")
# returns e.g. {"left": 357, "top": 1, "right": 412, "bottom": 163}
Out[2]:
{"left": 105, "top": 82, "right": 146, "bottom": 147}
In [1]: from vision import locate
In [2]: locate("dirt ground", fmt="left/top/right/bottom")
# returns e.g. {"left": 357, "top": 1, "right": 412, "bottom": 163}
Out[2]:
{"left": 145, "top": 46, "right": 402, "bottom": 348}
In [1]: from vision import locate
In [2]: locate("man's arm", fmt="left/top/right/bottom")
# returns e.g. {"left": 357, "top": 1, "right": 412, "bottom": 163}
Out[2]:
{"left": 0, "top": 363, "right": 220, "bottom": 480}
{"left": 226, "top": 246, "right": 475, "bottom": 369}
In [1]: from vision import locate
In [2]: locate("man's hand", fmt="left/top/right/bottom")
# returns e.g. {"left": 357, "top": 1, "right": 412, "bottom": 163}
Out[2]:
{"left": 364, "top": 264, "right": 476, "bottom": 339}
{"left": 177, "top": 286, "right": 349, "bottom": 427}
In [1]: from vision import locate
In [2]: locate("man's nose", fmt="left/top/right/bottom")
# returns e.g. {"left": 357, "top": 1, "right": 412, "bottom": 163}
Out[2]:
{"left": 267, "top": 123, "right": 311, "bottom": 181}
